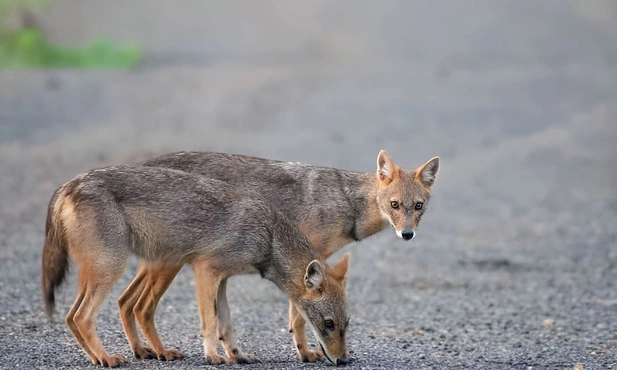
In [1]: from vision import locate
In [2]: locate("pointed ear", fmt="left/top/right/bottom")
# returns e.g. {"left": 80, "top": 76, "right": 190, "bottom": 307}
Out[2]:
{"left": 377, "top": 150, "right": 398, "bottom": 185}
{"left": 331, "top": 253, "right": 350, "bottom": 285}
{"left": 305, "top": 260, "right": 324, "bottom": 290}
{"left": 415, "top": 156, "right": 440, "bottom": 187}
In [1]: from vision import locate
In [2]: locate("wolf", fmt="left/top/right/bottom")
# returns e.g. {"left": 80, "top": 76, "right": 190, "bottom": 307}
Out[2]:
{"left": 41, "top": 165, "right": 351, "bottom": 367}
{"left": 118, "top": 150, "right": 440, "bottom": 362}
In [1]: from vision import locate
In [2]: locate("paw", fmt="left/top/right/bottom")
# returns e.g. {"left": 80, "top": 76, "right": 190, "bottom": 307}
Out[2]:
{"left": 133, "top": 346, "right": 157, "bottom": 360}
{"left": 157, "top": 348, "right": 184, "bottom": 361}
{"left": 100, "top": 354, "right": 126, "bottom": 367}
{"left": 231, "top": 352, "right": 260, "bottom": 364}
{"left": 300, "top": 349, "right": 324, "bottom": 363}
{"left": 205, "top": 354, "right": 229, "bottom": 365}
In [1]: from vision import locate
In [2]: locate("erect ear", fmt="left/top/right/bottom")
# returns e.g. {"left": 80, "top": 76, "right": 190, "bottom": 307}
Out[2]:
{"left": 377, "top": 150, "right": 398, "bottom": 185}
{"left": 415, "top": 156, "right": 440, "bottom": 187}
{"left": 331, "top": 253, "right": 350, "bottom": 285}
{"left": 305, "top": 260, "right": 324, "bottom": 290}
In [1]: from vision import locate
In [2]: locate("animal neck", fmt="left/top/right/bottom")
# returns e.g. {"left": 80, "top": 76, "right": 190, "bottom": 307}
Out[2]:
{"left": 262, "top": 217, "right": 320, "bottom": 300}
{"left": 272, "top": 252, "right": 316, "bottom": 302}
{"left": 342, "top": 171, "right": 388, "bottom": 240}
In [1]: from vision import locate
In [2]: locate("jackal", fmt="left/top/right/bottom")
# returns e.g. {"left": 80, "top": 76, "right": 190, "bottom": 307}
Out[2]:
{"left": 122, "top": 150, "right": 440, "bottom": 362}
{"left": 41, "top": 165, "right": 350, "bottom": 367}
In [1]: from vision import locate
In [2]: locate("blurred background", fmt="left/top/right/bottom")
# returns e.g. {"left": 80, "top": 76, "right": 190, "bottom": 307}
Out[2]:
{"left": 0, "top": 1, "right": 616, "bottom": 368}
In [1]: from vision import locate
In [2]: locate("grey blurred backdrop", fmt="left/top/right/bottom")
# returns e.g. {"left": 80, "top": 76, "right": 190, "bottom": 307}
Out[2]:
{"left": 0, "top": 1, "right": 616, "bottom": 369}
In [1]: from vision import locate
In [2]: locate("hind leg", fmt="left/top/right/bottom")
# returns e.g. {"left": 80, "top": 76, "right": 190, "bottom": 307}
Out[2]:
{"left": 217, "top": 279, "right": 259, "bottom": 364}
{"left": 134, "top": 264, "right": 183, "bottom": 361}
{"left": 65, "top": 274, "right": 98, "bottom": 364}
{"left": 72, "top": 261, "right": 127, "bottom": 367}
{"left": 117, "top": 264, "right": 156, "bottom": 359}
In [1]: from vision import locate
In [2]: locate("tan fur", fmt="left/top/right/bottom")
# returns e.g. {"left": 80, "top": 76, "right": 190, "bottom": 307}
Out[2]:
{"left": 56, "top": 197, "right": 129, "bottom": 367}
{"left": 330, "top": 253, "right": 349, "bottom": 283}
{"left": 117, "top": 265, "right": 153, "bottom": 360}
{"left": 124, "top": 210, "right": 167, "bottom": 262}
{"left": 375, "top": 156, "right": 439, "bottom": 234}
{"left": 115, "top": 151, "right": 439, "bottom": 363}
{"left": 353, "top": 195, "right": 388, "bottom": 241}
{"left": 299, "top": 216, "right": 354, "bottom": 259}
{"left": 288, "top": 302, "right": 319, "bottom": 362}
{"left": 377, "top": 149, "right": 399, "bottom": 185}
{"left": 192, "top": 259, "right": 228, "bottom": 364}
{"left": 41, "top": 189, "right": 69, "bottom": 316}
{"left": 42, "top": 165, "right": 352, "bottom": 367}
{"left": 287, "top": 255, "right": 349, "bottom": 362}
{"left": 117, "top": 263, "right": 185, "bottom": 361}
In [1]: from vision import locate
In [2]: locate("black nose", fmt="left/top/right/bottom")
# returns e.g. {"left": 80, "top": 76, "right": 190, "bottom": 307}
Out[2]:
{"left": 401, "top": 230, "right": 414, "bottom": 240}
{"left": 337, "top": 357, "right": 350, "bottom": 366}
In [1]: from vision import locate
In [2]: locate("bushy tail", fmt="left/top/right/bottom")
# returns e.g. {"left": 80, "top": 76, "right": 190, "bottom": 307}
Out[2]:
{"left": 41, "top": 188, "right": 70, "bottom": 318}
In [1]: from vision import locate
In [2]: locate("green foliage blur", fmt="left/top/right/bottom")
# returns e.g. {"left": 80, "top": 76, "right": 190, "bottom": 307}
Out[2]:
{"left": 0, "top": 0, "right": 142, "bottom": 69}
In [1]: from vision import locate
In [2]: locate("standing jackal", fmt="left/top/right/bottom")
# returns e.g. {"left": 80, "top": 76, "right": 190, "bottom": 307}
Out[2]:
{"left": 126, "top": 150, "right": 440, "bottom": 362}
{"left": 41, "top": 165, "right": 350, "bottom": 367}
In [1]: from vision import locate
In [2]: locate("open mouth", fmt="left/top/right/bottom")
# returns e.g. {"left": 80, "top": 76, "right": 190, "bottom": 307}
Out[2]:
{"left": 320, "top": 343, "right": 334, "bottom": 365}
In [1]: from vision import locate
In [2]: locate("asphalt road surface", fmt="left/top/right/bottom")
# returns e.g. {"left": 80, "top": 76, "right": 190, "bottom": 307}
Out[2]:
{"left": 1, "top": 1, "right": 616, "bottom": 369}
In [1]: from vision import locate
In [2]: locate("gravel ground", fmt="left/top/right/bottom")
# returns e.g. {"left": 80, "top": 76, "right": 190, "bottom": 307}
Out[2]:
{"left": 1, "top": 1, "right": 616, "bottom": 369}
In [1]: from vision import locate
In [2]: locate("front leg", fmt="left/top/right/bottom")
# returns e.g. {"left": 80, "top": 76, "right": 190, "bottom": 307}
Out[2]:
{"left": 216, "top": 279, "right": 259, "bottom": 364}
{"left": 289, "top": 301, "right": 323, "bottom": 362}
{"left": 192, "top": 260, "right": 228, "bottom": 365}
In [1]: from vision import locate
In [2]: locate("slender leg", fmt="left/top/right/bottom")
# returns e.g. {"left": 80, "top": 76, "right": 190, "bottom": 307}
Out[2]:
{"left": 289, "top": 301, "right": 324, "bottom": 362}
{"left": 192, "top": 260, "right": 227, "bottom": 365}
{"left": 117, "top": 264, "right": 156, "bottom": 359}
{"left": 72, "top": 261, "right": 127, "bottom": 367}
{"left": 134, "top": 264, "right": 184, "bottom": 361}
{"left": 216, "top": 279, "right": 259, "bottom": 364}
{"left": 65, "top": 274, "right": 98, "bottom": 364}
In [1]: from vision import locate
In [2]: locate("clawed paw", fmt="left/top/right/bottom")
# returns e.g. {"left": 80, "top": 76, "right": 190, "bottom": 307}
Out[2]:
{"left": 300, "top": 349, "right": 324, "bottom": 363}
{"left": 134, "top": 346, "right": 156, "bottom": 360}
{"left": 157, "top": 348, "right": 184, "bottom": 361}
{"left": 99, "top": 354, "right": 126, "bottom": 368}
{"left": 205, "top": 354, "right": 229, "bottom": 365}
{"left": 232, "top": 352, "right": 260, "bottom": 364}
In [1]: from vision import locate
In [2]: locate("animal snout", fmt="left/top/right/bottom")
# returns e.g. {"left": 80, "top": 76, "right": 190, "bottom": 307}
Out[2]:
{"left": 401, "top": 230, "right": 415, "bottom": 240}
{"left": 336, "top": 357, "right": 350, "bottom": 366}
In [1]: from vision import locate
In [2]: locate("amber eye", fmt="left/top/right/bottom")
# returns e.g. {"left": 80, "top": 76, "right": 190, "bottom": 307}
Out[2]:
{"left": 390, "top": 201, "right": 399, "bottom": 209}
{"left": 415, "top": 202, "right": 423, "bottom": 210}
{"left": 324, "top": 319, "right": 335, "bottom": 329}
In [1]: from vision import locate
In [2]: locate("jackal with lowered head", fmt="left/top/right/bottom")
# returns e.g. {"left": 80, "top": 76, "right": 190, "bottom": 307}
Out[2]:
{"left": 41, "top": 165, "right": 351, "bottom": 367}
{"left": 121, "top": 150, "right": 440, "bottom": 362}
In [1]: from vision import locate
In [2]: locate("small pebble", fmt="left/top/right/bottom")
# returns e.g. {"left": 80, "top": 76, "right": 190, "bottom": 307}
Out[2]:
{"left": 542, "top": 318, "right": 554, "bottom": 326}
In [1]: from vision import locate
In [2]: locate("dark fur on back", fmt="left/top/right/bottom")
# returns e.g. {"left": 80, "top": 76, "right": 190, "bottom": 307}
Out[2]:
{"left": 41, "top": 164, "right": 351, "bottom": 364}
{"left": 45, "top": 165, "right": 319, "bottom": 287}
{"left": 140, "top": 152, "right": 375, "bottom": 246}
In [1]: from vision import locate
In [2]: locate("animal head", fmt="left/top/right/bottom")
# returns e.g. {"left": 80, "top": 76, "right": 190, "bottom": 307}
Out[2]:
{"left": 375, "top": 150, "right": 440, "bottom": 241}
{"left": 295, "top": 253, "right": 350, "bottom": 365}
